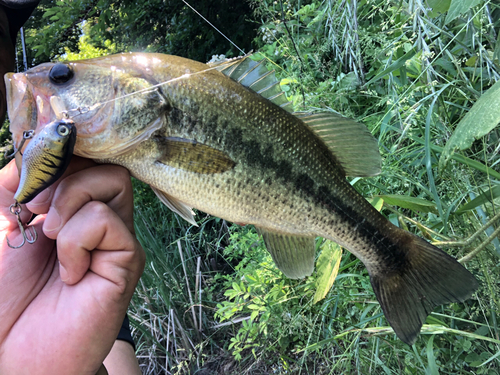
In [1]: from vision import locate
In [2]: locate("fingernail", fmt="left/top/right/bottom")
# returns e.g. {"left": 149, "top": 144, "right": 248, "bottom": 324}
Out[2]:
{"left": 44, "top": 207, "right": 62, "bottom": 232}
{"left": 29, "top": 188, "right": 52, "bottom": 206}
{"left": 59, "top": 262, "right": 69, "bottom": 283}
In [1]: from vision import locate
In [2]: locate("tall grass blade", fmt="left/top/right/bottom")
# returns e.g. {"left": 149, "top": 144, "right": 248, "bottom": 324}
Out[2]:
{"left": 425, "top": 335, "right": 440, "bottom": 375}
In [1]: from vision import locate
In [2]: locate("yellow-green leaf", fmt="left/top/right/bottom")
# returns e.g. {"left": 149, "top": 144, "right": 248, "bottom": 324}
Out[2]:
{"left": 313, "top": 241, "right": 342, "bottom": 304}
{"left": 368, "top": 196, "right": 384, "bottom": 212}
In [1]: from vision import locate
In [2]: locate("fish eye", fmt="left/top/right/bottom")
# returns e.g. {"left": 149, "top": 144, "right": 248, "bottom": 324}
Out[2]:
{"left": 56, "top": 124, "right": 71, "bottom": 136}
{"left": 49, "top": 63, "right": 74, "bottom": 84}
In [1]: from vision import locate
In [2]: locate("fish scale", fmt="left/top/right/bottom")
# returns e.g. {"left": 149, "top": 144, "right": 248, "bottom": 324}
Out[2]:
{"left": 5, "top": 52, "right": 478, "bottom": 345}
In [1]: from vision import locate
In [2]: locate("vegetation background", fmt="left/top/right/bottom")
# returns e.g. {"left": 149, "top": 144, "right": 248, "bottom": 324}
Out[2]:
{"left": 1, "top": 0, "right": 500, "bottom": 373}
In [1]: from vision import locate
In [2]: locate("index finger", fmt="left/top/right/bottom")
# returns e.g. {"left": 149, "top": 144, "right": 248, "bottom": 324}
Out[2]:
{"left": 0, "top": 160, "right": 32, "bottom": 232}
{"left": 42, "top": 164, "right": 135, "bottom": 238}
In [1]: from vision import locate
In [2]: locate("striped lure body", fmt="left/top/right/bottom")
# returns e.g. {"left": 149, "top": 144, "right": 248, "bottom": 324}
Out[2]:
{"left": 14, "top": 118, "right": 76, "bottom": 203}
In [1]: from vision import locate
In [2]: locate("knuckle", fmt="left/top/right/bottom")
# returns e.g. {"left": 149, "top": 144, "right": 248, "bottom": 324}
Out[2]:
{"left": 85, "top": 200, "right": 110, "bottom": 218}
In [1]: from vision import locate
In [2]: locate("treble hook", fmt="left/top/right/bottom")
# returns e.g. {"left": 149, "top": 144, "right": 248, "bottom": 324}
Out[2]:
{"left": 6, "top": 202, "right": 37, "bottom": 249}
{"left": 3, "top": 129, "right": 35, "bottom": 159}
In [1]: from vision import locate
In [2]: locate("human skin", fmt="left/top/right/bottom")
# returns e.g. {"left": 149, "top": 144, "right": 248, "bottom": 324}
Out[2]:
{"left": 0, "top": 158, "right": 145, "bottom": 375}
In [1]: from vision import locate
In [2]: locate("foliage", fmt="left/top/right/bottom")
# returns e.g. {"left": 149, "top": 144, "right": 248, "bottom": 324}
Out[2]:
{"left": 17, "top": 0, "right": 258, "bottom": 68}
{"left": 4, "top": 0, "right": 500, "bottom": 373}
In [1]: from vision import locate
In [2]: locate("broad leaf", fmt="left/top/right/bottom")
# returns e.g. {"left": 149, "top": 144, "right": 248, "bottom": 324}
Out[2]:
{"left": 313, "top": 241, "right": 342, "bottom": 304}
{"left": 426, "top": 0, "right": 451, "bottom": 14}
{"left": 445, "top": 0, "right": 481, "bottom": 24}
{"left": 368, "top": 196, "right": 384, "bottom": 212}
{"left": 377, "top": 195, "right": 438, "bottom": 214}
{"left": 439, "top": 80, "right": 500, "bottom": 170}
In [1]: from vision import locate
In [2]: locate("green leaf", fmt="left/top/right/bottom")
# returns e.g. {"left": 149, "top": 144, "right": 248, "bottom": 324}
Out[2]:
{"left": 439, "top": 80, "right": 500, "bottom": 169}
{"left": 250, "top": 310, "right": 259, "bottom": 321}
{"left": 410, "top": 136, "right": 500, "bottom": 180}
{"left": 368, "top": 196, "right": 384, "bottom": 212}
{"left": 465, "top": 352, "right": 481, "bottom": 367}
{"left": 313, "top": 241, "right": 342, "bottom": 304}
{"left": 426, "top": 0, "right": 451, "bottom": 14}
{"left": 377, "top": 195, "right": 438, "bottom": 214}
{"left": 248, "top": 304, "right": 262, "bottom": 310}
{"left": 445, "top": 0, "right": 481, "bottom": 24}
{"left": 364, "top": 49, "right": 417, "bottom": 86}
{"left": 42, "top": 8, "right": 58, "bottom": 18}
{"left": 456, "top": 185, "right": 500, "bottom": 213}
{"left": 426, "top": 335, "right": 440, "bottom": 375}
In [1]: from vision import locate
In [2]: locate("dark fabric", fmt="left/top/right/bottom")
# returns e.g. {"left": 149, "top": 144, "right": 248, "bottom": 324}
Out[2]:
{"left": 117, "top": 314, "right": 136, "bottom": 351}
{"left": 0, "top": 0, "right": 40, "bottom": 45}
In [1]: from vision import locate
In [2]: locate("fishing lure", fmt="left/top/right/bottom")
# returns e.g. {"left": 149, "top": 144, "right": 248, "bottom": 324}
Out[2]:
{"left": 6, "top": 118, "right": 77, "bottom": 248}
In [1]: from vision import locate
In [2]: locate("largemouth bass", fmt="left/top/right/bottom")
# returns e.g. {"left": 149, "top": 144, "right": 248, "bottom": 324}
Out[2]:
{"left": 4, "top": 53, "right": 478, "bottom": 345}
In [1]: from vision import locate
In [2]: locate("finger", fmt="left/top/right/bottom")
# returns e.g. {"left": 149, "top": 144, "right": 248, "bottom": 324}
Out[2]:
{"left": 39, "top": 164, "right": 134, "bottom": 238}
{"left": 26, "top": 156, "right": 97, "bottom": 212}
{"left": 0, "top": 159, "right": 19, "bottom": 194}
{"left": 0, "top": 160, "right": 33, "bottom": 233}
{"left": 57, "top": 200, "right": 144, "bottom": 288}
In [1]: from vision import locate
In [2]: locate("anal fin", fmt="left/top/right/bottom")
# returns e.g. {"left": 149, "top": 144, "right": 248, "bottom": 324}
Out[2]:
{"left": 256, "top": 227, "right": 315, "bottom": 279}
{"left": 152, "top": 187, "right": 198, "bottom": 226}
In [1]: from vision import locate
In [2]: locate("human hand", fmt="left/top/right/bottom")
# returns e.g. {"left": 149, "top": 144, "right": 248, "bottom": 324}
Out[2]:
{"left": 0, "top": 157, "right": 145, "bottom": 375}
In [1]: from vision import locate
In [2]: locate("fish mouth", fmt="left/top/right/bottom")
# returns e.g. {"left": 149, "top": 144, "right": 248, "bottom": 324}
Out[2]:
{"left": 4, "top": 72, "right": 55, "bottom": 151}
{"left": 4, "top": 73, "right": 27, "bottom": 119}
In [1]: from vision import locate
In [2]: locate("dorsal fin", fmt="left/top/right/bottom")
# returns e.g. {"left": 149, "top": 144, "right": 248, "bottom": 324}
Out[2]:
{"left": 211, "top": 56, "right": 380, "bottom": 177}
{"left": 295, "top": 112, "right": 381, "bottom": 177}
{"left": 211, "top": 56, "right": 294, "bottom": 113}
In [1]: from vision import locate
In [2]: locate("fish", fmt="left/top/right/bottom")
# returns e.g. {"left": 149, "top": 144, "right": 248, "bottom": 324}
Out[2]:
{"left": 4, "top": 53, "right": 478, "bottom": 345}
{"left": 14, "top": 117, "right": 76, "bottom": 203}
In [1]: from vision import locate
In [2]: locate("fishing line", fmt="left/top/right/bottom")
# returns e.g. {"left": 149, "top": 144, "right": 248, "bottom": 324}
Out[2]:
{"left": 181, "top": 0, "right": 246, "bottom": 56}
{"left": 279, "top": 0, "right": 306, "bottom": 107}
{"left": 61, "top": 58, "right": 246, "bottom": 119}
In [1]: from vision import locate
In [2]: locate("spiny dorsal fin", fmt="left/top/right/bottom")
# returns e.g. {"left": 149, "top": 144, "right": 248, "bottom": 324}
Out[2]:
{"left": 295, "top": 112, "right": 381, "bottom": 177}
{"left": 255, "top": 227, "right": 315, "bottom": 279}
{"left": 152, "top": 187, "right": 198, "bottom": 226}
{"left": 212, "top": 56, "right": 294, "bottom": 113}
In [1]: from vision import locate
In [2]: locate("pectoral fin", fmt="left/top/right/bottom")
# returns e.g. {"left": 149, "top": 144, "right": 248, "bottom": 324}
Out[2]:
{"left": 256, "top": 227, "right": 316, "bottom": 279}
{"left": 157, "top": 137, "right": 235, "bottom": 174}
{"left": 152, "top": 187, "right": 198, "bottom": 226}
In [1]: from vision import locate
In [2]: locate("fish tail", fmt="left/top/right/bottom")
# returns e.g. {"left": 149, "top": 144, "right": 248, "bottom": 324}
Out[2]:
{"left": 369, "top": 232, "right": 478, "bottom": 345}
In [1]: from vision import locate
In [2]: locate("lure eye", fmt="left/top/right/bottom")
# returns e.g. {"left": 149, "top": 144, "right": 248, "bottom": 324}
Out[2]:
{"left": 56, "top": 123, "right": 71, "bottom": 137}
{"left": 49, "top": 63, "right": 74, "bottom": 84}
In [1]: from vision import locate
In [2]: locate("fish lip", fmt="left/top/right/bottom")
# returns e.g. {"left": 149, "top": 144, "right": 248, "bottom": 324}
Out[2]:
{"left": 5, "top": 71, "right": 57, "bottom": 151}
{"left": 4, "top": 72, "right": 27, "bottom": 119}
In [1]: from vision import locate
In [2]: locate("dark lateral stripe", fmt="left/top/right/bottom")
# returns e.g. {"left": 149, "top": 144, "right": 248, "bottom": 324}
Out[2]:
{"left": 168, "top": 107, "right": 401, "bottom": 264}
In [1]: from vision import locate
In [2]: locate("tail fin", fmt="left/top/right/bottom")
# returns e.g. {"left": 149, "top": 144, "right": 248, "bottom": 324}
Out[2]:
{"left": 369, "top": 233, "right": 478, "bottom": 345}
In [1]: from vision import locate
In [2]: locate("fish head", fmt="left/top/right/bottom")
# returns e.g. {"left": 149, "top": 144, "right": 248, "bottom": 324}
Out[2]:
{"left": 5, "top": 54, "right": 168, "bottom": 160}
